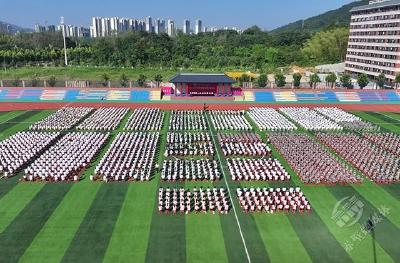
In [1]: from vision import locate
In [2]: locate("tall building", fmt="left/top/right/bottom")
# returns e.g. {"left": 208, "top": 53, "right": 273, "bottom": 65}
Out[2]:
{"left": 110, "top": 17, "right": 119, "bottom": 34}
{"left": 160, "top": 19, "right": 166, "bottom": 34}
{"left": 146, "top": 16, "right": 153, "bottom": 33}
{"left": 101, "top": 18, "right": 111, "bottom": 37}
{"left": 34, "top": 24, "right": 46, "bottom": 33}
{"left": 91, "top": 17, "right": 102, "bottom": 37}
{"left": 195, "top": 19, "right": 202, "bottom": 34}
{"left": 345, "top": 0, "right": 400, "bottom": 81}
{"left": 167, "top": 19, "right": 175, "bottom": 37}
{"left": 183, "top": 19, "right": 190, "bottom": 34}
{"left": 155, "top": 18, "right": 166, "bottom": 34}
{"left": 47, "top": 25, "right": 56, "bottom": 32}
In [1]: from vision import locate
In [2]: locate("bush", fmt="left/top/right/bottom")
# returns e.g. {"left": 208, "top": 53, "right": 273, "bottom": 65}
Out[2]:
{"left": 137, "top": 74, "right": 147, "bottom": 87}
{"left": 101, "top": 73, "right": 110, "bottom": 87}
{"left": 325, "top": 73, "right": 337, "bottom": 88}
{"left": 340, "top": 73, "right": 353, "bottom": 89}
{"left": 154, "top": 74, "right": 163, "bottom": 83}
{"left": 376, "top": 73, "right": 385, "bottom": 89}
{"left": 31, "top": 75, "right": 39, "bottom": 87}
{"left": 309, "top": 73, "right": 321, "bottom": 88}
{"left": 120, "top": 73, "right": 129, "bottom": 87}
{"left": 257, "top": 74, "right": 268, "bottom": 88}
{"left": 292, "top": 73, "right": 302, "bottom": 88}
{"left": 274, "top": 73, "right": 286, "bottom": 87}
{"left": 48, "top": 75, "right": 57, "bottom": 87}
{"left": 11, "top": 77, "right": 20, "bottom": 87}
{"left": 357, "top": 73, "right": 369, "bottom": 89}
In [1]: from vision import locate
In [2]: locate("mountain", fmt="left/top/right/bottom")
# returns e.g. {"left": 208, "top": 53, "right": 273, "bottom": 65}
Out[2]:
{"left": 272, "top": 0, "right": 369, "bottom": 33}
{"left": 0, "top": 20, "right": 32, "bottom": 35}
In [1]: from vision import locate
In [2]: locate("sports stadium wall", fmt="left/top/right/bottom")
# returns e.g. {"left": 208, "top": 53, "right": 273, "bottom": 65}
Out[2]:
{"left": 0, "top": 87, "right": 399, "bottom": 103}
{"left": 0, "top": 87, "right": 399, "bottom": 112}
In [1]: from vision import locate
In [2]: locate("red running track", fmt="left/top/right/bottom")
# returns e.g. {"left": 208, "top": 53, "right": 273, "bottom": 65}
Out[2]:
{"left": 0, "top": 102, "right": 399, "bottom": 112}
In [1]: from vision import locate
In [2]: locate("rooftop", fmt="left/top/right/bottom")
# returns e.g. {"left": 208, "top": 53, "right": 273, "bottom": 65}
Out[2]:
{"left": 170, "top": 73, "right": 236, "bottom": 83}
{"left": 350, "top": 0, "right": 400, "bottom": 12}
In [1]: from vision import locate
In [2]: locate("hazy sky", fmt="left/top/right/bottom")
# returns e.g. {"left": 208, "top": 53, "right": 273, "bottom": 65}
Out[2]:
{"left": 1, "top": 0, "right": 355, "bottom": 30}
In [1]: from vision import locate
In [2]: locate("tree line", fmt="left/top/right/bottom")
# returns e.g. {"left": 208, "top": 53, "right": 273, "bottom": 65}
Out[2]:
{"left": 0, "top": 26, "right": 349, "bottom": 70}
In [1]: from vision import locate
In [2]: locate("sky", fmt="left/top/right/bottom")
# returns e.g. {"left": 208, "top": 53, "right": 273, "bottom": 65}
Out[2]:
{"left": 1, "top": 0, "right": 355, "bottom": 30}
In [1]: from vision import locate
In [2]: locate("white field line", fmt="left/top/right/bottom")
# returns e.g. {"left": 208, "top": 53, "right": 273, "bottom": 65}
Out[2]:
{"left": 205, "top": 113, "right": 252, "bottom": 263}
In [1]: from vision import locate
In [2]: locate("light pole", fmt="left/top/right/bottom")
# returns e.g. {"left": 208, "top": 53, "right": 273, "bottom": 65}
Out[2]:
{"left": 60, "top": 16, "right": 68, "bottom": 66}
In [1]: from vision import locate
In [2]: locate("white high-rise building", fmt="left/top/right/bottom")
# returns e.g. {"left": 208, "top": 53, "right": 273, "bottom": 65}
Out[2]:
{"left": 110, "top": 17, "right": 118, "bottom": 34}
{"left": 183, "top": 19, "right": 190, "bottom": 35}
{"left": 100, "top": 17, "right": 111, "bottom": 37}
{"left": 155, "top": 18, "right": 166, "bottom": 34}
{"left": 160, "top": 19, "right": 166, "bottom": 34}
{"left": 91, "top": 17, "right": 102, "bottom": 37}
{"left": 167, "top": 19, "right": 175, "bottom": 37}
{"left": 146, "top": 16, "right": 153, "bottom": 33}
{"left": 195, "top": 19, "right": 202, "bottom": 34}
{"left": 345, "top": 0, "right": 400, "bottom": 81}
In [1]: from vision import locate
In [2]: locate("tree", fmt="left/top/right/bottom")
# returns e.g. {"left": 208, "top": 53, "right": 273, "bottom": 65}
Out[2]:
{"left": 137, "top": 74, "right": 147, "bottom": 87}
{"left": 257, "top": 74, "right": 268, "bottom": 88}
{"left": 325, "top": 72, "right": 337, "bottom": 88}
{"left": 239, "top": 74, "right": 250, "bottom": 87}
{"left": 274, "top": 73, "right": 286, "bottom": 87}
{"left": 301, "top": 27, "right": 349, "bottom": 65}
{"left": 340, "top": 73, "right": 353, "bottom": 89}
{"left": 154, "top": 74, "right": 163, "bottom": 88}
{"left": 48, "top": 75, "right": 57, "bottom": 87}
{"left": 395, "top": 74, "right": 400, "bottom": 89}
{"left": 357, "top": 73, "right": 369, "bottom": 89}
{"left": 101, "top": 73, "right": 110, "bottom": 87}
{"left": 376, "top": 73, "right": 386, "bottom": 89}
{"left": 31, "top": 75, "right": 39, "bottom": 87}
{"left": 119, "top": 73, "right": 129, "bottom": 87}
{"left": 309, "top": 73, "right": 321, "bottom": 89}
{"left": 11, "top": 77, "right": 20, "bottom": 87}
{"left": 292, "top": 73, "right": 302, "bottom": 88}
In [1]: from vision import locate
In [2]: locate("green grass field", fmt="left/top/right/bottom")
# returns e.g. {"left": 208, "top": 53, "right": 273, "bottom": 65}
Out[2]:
{"left": 0, "top": 109, "right": 399, "bottom": 263}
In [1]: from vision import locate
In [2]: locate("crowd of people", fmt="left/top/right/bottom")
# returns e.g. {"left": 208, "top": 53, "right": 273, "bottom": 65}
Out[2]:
{"left": 210, "top": 110, "right": 252, "bottom": 131}
{"left": 270, "top": 133, "right": 361, "bottom": 184}
{"left": 248, "top": 107, "right": 297, "bottom": 131}
{"left": 219, "top": 132, "right": 271, "bottom": 157}
{"left": 218, "top": 132, "right": 265, "bottom": 143}
{"left": 161, "top": 159, "right": 221, "bottom": 181}
{"left": 124, "top": 108, "right": 164, "bottom": 131}
{"left": 165, "top": 142, "right": 214, "bottom": 157}
{"left": 317, "top": 133, "right": 400, "bottom": 183}
{"left": 237, "top": 187, "right": 311, "bottom": 213}
{"left": 0, "top": 131, "right": 60, "bottom": 178}
{"left": 30, "top": 107, "right": 93, "bottom": 130}
{"left": 227, "top": 158, "right": 290, "bottom": 181}
{"left": 280, "top": 107, "right": 342, "bottom": 131}
{"left": 76, "top": 107, "right": 129, "bottom": 131}
{"left": 364, "top": 132, "right": 400, "bottom": 156}
{"left": 167, "top": 132, "right": 211, "bottom": 144}
{"left": 314, "top": 107, "right": 377, "bottom": 131}
{"left": 165, "top": 132, "right": 214, "bottom": 157}
{"left": 93, "top": 132, "right": 159, "bottom": 182}
{"left": 220, "top": 142, "right": 271, "bottom": 157}
{"left": 23, "top": 132, "right": 108, "bottom": 182}
{"left": 169, "top": 110, "right": 207, "bottom": 130}
{"left": 158, "top": 187, "right": 230, "bottom": 214}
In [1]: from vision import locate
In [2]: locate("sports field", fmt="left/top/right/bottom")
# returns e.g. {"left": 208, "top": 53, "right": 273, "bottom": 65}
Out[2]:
{"left": 0, "top": 108, "right": 399, "bottom": 263}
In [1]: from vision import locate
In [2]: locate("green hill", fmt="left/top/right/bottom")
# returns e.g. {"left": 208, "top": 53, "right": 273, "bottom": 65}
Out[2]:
{"left": 272, "top": 0, "right": 369, "bottom": 33}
